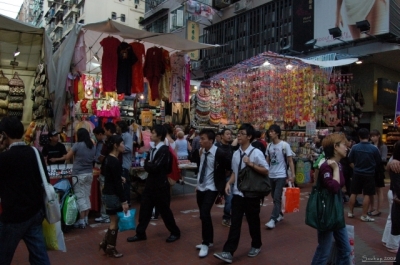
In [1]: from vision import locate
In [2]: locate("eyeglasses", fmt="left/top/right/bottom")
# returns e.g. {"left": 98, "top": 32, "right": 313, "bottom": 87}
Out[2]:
{"left": 237, "top": 132, "right": 247, "bottom": 136}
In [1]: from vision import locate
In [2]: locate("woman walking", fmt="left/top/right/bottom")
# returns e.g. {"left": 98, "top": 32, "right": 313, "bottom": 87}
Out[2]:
{"left": 311, "top": 133, "right": 351, "bottom": 265}
{"left": 99, "top": 135, "right": 129, "bottom": 258}
{"left": 64, "top": 128, "right": 96, "bottom": 228}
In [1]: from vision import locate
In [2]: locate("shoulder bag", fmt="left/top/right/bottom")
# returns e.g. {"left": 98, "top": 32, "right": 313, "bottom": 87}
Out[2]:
{"left": 305, "top": 172, "right": 345, "bottom": 232}
{"left": 32, "top": 147, "right": 61, "bottom": 224}
{"left": 238, "top": 148, "right": 271, "bottom": 197}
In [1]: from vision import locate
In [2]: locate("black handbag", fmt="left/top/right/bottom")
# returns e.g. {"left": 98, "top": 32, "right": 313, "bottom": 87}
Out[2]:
{"left": 238, "top": 148, "right": 271, "bottom": 197}
{"left": 39, "top": 123, "right": 49, "bottom": 146}
{"left": 305, "top": 171, "right": 345, "bottom": 232}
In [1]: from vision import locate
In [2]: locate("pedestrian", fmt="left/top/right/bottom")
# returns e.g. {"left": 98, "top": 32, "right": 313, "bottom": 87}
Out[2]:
{"left": 368, "top": 129, "right": 388, "bottom": 217}
{"left": 127, "top": 125, "right": 181, "bottom": 243}
{"left": 251, "top": 131, "right": 266, "bottom": 155}
{"left": 348, "top": 128, "right": 382, "bottom": 222}
{"left": 0, "top": 116, "right": 51, "bottom": 265}
{"left": 175, "top": 130, "right": 191, "bottom": 184}
{"left": 95, "top": 122, "right": 117, "bottom": 223}
{"left": 310, "top": 133, "right": 351, "bottom": 265}
{"left": 41, "top": 130, "right": 67, "bottom": 165}
{"left": 99, "top": 135, "right": 129, "bottom": 258}
{"left": 388, "top": 141, "right": 400, "bottom": 261}
{"left": 214, "top": 123, "right": 269, "bottom": 263}
{"left": 64, "top": 128, "right": 96, "bottom": 228}
{"left": 215, "top": 128, "right": 234, "bottom": 227}
{"left": 265, "top": 124, "right": 295, "bottom": 229}
{"left": 116, "top": 120, "right": 133, "bottom": 207}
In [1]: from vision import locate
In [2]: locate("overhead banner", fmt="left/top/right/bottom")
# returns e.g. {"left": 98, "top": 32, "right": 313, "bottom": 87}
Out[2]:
{"left": 314, "top": 0, "right": 390, "bottom": 47}
{"left": 394, "top": 82, "right": 400, "bottom": 127}
{"left": 292, "top": 0, "right": 314, "bottom": 52}
{"left": 187, "top": 20, "right": 200, "bottom": 60}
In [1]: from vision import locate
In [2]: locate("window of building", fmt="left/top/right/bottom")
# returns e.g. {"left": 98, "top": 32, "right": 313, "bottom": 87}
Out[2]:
{"left": 170, "top": 7, "right": 184, "bottom": 31}
{"left": 121, "top": 14, "right": 125, "bottom": 22}
{"left": 134, "top": 0, "right": 139, "bottom": 4}
{"left": 147, "top": 14, "right": 168, "bottom": 33}
{"left": 111, "top": 12, "right": 117, "bottom": 20}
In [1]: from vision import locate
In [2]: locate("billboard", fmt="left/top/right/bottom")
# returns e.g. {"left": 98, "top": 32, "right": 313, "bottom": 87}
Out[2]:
{"left": 377, "top": 78, "right": 398, "bottom": 109}
{"left": 314, "top": 0, "right": 390, "bottom": 47}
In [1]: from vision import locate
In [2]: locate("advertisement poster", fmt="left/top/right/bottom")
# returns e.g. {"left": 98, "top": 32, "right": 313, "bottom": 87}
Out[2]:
{"left": 292, "top": 0, "right": 314, "bottom": 51}
{"left": 394, "top": 82, "right": 400, "bottom": 127}
{"left": 314, "top": 0, "right": 390, "bottom": 47}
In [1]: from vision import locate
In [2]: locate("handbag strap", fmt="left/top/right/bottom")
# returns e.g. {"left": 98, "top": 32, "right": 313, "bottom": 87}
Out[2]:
{"left": 238, "top": 147, "right": 256, "bottom": 172}
{"left": 32, "top": 147, "right": 52, "bottom": 199}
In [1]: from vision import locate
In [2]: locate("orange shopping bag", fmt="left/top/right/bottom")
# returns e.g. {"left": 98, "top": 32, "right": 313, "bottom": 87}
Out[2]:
{"left": 281, "top": 182, "right": 300, "bottom": 213}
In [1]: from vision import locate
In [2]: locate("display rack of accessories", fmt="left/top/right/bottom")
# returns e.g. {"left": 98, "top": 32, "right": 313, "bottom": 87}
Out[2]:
{"left": 31, "top": 63, "right": 51, "bottom": 120}
{"left": 189, "top": 93, "right": 197, "bottom": 128}
{"left": 0, "top": 70, "right": 10, "bottom": 117}
{"left": 74, "top": 99, "right": 120, "bottom": 118}
{"left": 209, "top": 85, "right": 222, "bottom": 125}
{"left": 7, "top": 72, "right": 25, "bottom": 120}
{"left": 137, "top": 102, "right": 160, "bottom": 127}
{"left": 119, "top": 98, "right": 135, "bottom": 119}
{"left": 195, "top": 83, "right": 211, "bottom": 125}
{"left": 385, "top": 130, "right": 400, "bottom": 160}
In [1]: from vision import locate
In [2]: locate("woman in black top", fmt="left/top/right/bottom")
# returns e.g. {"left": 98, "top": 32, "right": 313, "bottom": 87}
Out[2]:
{"left": 99, "top": 135, "right": 129, "bottom": 258}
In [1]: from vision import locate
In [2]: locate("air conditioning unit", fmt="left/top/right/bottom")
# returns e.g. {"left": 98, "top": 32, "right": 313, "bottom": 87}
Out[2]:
{"left": 234, "top": 0, "right": 247, "bottom": 13}
{"left": 215, "top": 0, "right": 231, "bottom": 9}
{"left": 191, "top": 61, "right": 201, "bottom": 70}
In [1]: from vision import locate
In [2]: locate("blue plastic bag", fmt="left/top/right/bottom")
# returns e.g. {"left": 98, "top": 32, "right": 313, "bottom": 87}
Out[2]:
{"left": 117, "top": 209, "right": 136, "bottom": 232}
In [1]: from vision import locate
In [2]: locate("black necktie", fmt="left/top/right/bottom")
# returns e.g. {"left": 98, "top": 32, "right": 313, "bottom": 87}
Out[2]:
{"left": 150, "top": 148, "right": 156, "bottom": 161}
{"left": 199, "top": 152, "right": 210, "bottom": 184}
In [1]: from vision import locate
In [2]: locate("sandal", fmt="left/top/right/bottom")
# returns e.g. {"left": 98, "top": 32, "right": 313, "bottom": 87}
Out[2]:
{"left": 347, "top": 212, "right": 355, "bottom": 218}
{"left": 361, "top": 215, "right": 375, "bottom": 222}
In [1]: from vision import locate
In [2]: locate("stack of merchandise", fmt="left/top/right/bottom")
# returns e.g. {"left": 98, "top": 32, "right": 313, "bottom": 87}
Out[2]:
{"left": 7, "top": 72, "right": 25, "bottom": 120}
{"left": 195, "top": 81, "right": 211, "bottom": 124}
{"left": 31, "top": 64, "right": 50, "bottom": 120}
{"left": 189, "top": 93, "right": 197, "bottom": 127}
{"left": 209, "top": 86, "right": 222, "bottom": 125}
{"left": 0, "top": 70, "right": 9, "bottom": 116}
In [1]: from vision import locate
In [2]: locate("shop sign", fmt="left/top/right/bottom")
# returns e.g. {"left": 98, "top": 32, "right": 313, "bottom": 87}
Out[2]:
{"left": 313, "top": 0, "right": 390, "bottom": 47}
{"left": 394, "top": 82, "right": 400, "bottom": 127}
{"left": 186, "top": 20, "right": 199, "bottom": 61}
{"left": 377, "top": 78, "right": 398, "bottom": 109}
{"left": 292, "top": 0, "right": 314, "bottom": 51}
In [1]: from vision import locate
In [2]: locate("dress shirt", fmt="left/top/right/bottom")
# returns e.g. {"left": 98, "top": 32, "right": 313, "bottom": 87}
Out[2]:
{"left": 197, "top": 145, "right": 217, "bottom": 192}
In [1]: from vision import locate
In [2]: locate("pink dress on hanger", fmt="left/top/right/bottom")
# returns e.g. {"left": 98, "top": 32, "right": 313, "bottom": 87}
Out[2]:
{"left": 100, "top": 37, "right": 121, "bottom": 92}
{"left": 170, "top": 52, "right": 190, "bottom": 102}
{"left": 73, "top": 30, "right": 87, "bottom": 72}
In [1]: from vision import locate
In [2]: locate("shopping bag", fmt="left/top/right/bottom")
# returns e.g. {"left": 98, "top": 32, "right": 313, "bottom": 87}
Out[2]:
{"left": 327, "top": 224, "right": 355, "bottom": 265}
{"left": 42, "top": 220, "right": 67, "bottom": 252}
{"left": 281, "top": 182, "right": 300, "bottom": 213}
{"left": 117, "top": 209, "right": 136, "bottom": 232}
{"left": 63, "top": 193, "right": 79, "bottom": 225}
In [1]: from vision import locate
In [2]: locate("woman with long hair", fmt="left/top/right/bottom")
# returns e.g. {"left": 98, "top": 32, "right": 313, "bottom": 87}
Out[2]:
{"left": 99, "top": 135, "right": 129, "bottom": 258}
{"left": 311, "top": 133, "right": 351, "bottom": 265}
{"left": 369, "top": 129, "right": 388, "bottom": 216}
{"left": 64, "top": 128, "right": 96, "bottom": 228}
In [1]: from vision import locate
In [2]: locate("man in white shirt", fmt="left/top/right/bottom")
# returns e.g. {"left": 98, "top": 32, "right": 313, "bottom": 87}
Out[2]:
{"left": 195, "top": 129, "right": 231, "bottom": 258}
{"left": 265, "top": 124, "right": 295, "bottom": 229}
{"left": 214, "top": 123, "right": 269, "bottom": 264}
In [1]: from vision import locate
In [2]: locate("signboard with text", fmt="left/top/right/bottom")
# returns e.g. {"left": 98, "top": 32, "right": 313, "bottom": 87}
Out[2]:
{"left": 186, "top": 20, "right": 200, "bottom": 60}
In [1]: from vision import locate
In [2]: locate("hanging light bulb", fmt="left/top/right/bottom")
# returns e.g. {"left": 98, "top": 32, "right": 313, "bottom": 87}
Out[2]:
{"left": 140, "top": 94, "right": 144, "bottom": 100}
{"left": 93, "top": 53, "right": 99, "bottom": 61}
{"left": 14, "top": 47, "right": 20, "bottom": 57}
{"left": 262, "top": 60, "right": 270, "bottom": 66}
{"left": 194, "top": 85, "right": 198, "bottom": 90}
{"left": 286, "top": 62, "right": 293, "bottom": 70}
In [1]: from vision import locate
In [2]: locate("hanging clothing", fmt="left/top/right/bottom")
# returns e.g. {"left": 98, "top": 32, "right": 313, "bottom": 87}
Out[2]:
{"left": 100, "top": 37, "right": 121, "bottom": 92}
{"left": 170, "top": 52, "right": 190, "bottom": 103}
{"left": 130, "top": 42, "right": 145, "bottom": 94}
{"left": 116, "top": 42, "right": 137, "bottom": 95}
{"left": 158, "top": 49, "right": 171, "bottom": 101}
{"left": 143, "top": 47, "right": 165, "bottom": 100}
{"left": 73, "top": 30, "right": 87, "bottom": 72}
{"left": 185, "top": 57, "right": 191, "bottom": 102}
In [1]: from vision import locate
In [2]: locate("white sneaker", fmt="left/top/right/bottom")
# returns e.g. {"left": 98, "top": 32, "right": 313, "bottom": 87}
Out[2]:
{"left": 277, "top": 214, "right": 284, "bottom": 222}
{"left": 265, "top": 219, "right": 275, "bottom": 229}
{"left": 196, "top": 243, "right": 213, "bottom": 249}
{"left": 199, "top": 245, "right": 209, "bottom": 258}
{"left": 95, "top": 215, "right": 110, "bottom": 223}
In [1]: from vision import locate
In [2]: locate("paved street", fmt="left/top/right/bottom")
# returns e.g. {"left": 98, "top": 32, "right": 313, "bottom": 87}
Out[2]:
{"left": 11, "top": 174, "right": 397, "bottom": 265}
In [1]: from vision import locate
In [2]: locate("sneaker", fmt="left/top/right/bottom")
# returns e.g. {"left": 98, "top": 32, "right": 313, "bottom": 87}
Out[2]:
{"left": 73, "top": 220, "right": 86, "bottom": 229}
{"left": 95, "top": 216, "right": 110, "bottom": 223}
{"left": 222, "top": 219, "right": 231, "bottom": 227}
{"left": 196, "top": 243, "right": 213, "bottom": 249}
{"left": 151, "top": 216, "right": 158, "bottom": 220}
{"left": 265, "top": 219, "right": 275, "bottom": 229}
{"left": 277, "top": 214, "right": 284, "bottom": 222}
{"left": 248, "top": 247, "right": 261, "bottom": 257}
{"left": 199, "top": 245, "right": 209, "bottom": 258}
{"left": 361, "top": 215, "right": 375, "bottom": 222}
{"left": 214, "top": 252, "right": 233, "bottom": 263}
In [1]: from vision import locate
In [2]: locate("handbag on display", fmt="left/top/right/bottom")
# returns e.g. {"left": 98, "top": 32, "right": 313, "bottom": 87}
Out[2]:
{"left": 9, "top": 87, "right": 25, "bottom": 96}
{"left": 39, "top": 123, "right": 49, "bottom": 146}
{"left": 237, "top": 148, "right": 271, "bottom": 197}
{"left": 8, "top": 72, "right": 24, "bottom": 87}
{"left": 32, "top": 147, "right": 61, "bottom": 224}
{"left": 0, "top": 70, "right": 9, "bottom": 86}
{"left": 305, "top": 173, "right": 345, "bottom": 232}
{"left": 8, "top": 95, "right": 24, "bottom": 102}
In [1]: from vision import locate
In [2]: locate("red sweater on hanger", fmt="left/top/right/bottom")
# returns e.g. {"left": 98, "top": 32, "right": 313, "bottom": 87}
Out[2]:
{"left": 100, "top": 36, "right": 121, "bottom": 92}
{"left": 143, "top": 47, "right": 165, "bottom": 100}
{"left": 130, "top": 42, "right": 145, "bottom": 94}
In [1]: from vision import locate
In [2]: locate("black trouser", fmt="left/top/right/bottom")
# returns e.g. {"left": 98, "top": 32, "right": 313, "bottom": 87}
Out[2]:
{"left": 223, "top": 195, "right": 262, "bottom": 255}
{"left": 181, "top": 108, "right": 190, "bottom": 124}
{"left": 122, "top": 168, "right": 131, "bottom": 205}
{"left": 196, "top": 190, "right": 219, "bottom": 246}
{"left": 135, "top": 183, "right": 180, "bottom": 237}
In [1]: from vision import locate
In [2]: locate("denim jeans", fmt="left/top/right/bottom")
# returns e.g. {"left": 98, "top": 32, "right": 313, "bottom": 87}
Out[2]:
{"left": 311, "top": 226, "right": 351, "bottom": 265}
{"left": 196, "top": 190, "right": 218, "bottom": 245}
{"left": 0, "top": 211, "right": 50, "bottom": 265}
{"left": 223, "top": 177, "right": 233, "bottom": 221}
{"left": 270, "top": 177, "right": 286, "bottom": 221}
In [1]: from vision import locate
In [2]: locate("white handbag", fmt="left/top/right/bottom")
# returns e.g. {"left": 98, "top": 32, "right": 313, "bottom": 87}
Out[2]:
{"left": 32, "top": 147, "right": 61, "bottom": 224}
